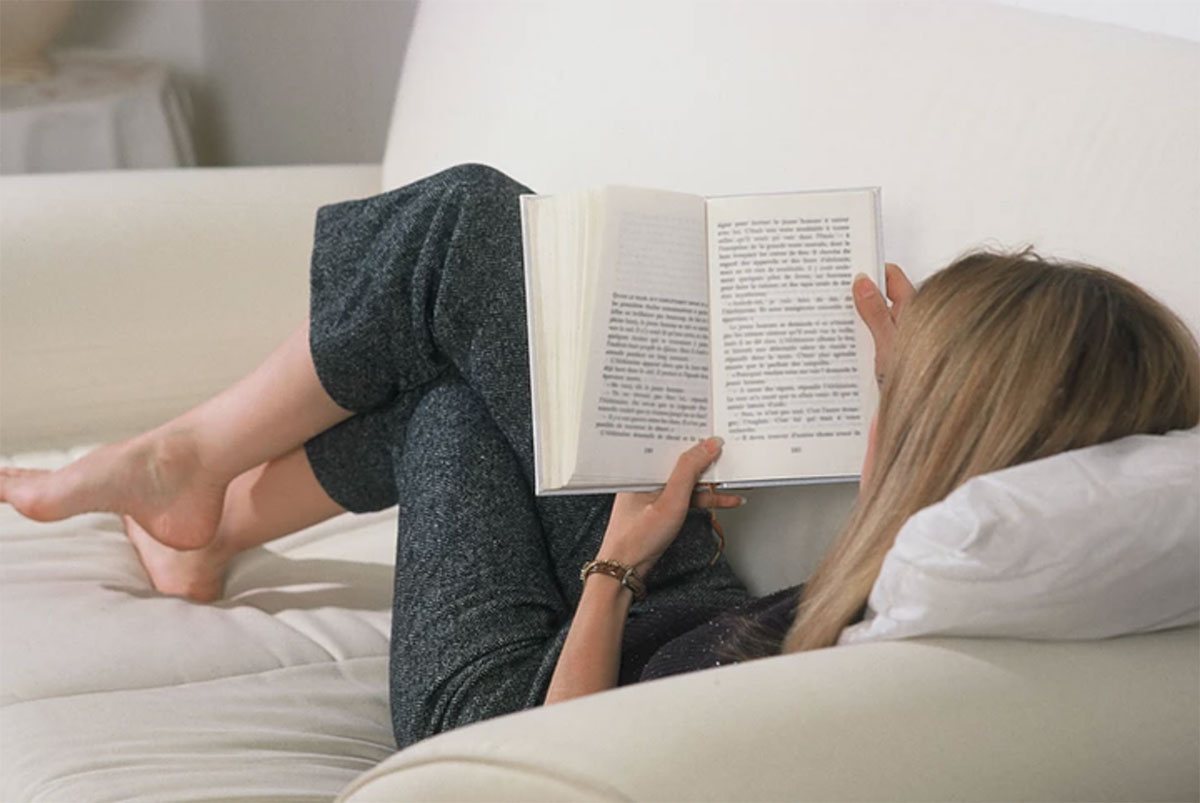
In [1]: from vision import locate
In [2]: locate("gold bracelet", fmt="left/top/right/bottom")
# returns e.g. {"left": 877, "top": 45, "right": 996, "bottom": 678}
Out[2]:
{"left": 580, "top": 559, "right": 647, "bottom": 601}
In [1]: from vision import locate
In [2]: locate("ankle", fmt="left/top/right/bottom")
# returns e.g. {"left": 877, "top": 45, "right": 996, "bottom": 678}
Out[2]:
{"left": 152, "top": 422, "right": 236, "bottom": 486}
{"left": 211, "top": 465, "right": 264, "bottom": 553}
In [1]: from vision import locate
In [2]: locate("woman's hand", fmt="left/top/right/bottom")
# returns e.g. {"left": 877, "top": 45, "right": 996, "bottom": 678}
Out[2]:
{"left": 596, "top": 437, "right": 743, "bottom": 579}
{"left": 852, "top": 262, "right": 915, "bottom": 388}
{"left": 853, "top": 263, "right": 915, "bottom": 486}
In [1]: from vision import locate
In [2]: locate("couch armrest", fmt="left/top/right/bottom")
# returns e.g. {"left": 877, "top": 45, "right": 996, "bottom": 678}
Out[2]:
{"left": 0, "top": 165, "right": 382, "bottom": 452}
{"left": 340, "top": 627, "right": 1199, "bottom": 802}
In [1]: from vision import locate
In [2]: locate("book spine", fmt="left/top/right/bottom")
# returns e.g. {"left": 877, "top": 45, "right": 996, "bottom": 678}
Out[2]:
{"left": 519, "top": 194, "right": 549, "bottom": 495}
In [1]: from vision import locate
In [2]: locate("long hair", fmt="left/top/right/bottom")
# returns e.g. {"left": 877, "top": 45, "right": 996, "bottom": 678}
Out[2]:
{"left": 721, "top": 248, "right": 1200, "bottom": 661}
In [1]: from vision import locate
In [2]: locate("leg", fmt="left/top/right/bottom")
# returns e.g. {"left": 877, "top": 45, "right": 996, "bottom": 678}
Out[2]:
{"left": 387, "top": 379, "right": 749, "bottom": 749}
{"left": 1, "top": 162, "right": 531, "bottom": 549}
{"left": 388, "top": 380, "right": 599, "bottom": 749}
{"left": 127, "top": 445, "right": 345, "bottom": 602}
{"left": 302, "top": 164, "right": 608, "bottom": 578}
{"left": 130, "top": 389, "right": 413, "bottom": 601}
{"left": 2, "top": 163, "right": 539, "bottom": 549}
{"left": 178, "top": 318, "right": 353, "bottom": 479}
{"left": 0, "top": 318, "right": 351, "bottom": 550}
{"left": 0, "top": 163, "right": 547, "bottom": 587}
{"left": 110, "top": 162, "right": 556, "bottom": 591}
{"left": 304, "top": 163, "right": 541, "bottom": 478}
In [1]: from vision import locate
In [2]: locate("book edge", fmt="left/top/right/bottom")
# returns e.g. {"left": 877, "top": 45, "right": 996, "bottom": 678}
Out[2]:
{"left": 519, "top": 193, "right": 550, "bottom": 496}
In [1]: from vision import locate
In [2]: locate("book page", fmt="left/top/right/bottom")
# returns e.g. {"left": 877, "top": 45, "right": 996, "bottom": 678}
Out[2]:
{"left": 706, "top": 189, "right": 881, "bottom": 484}
{"left": 573, "top": 187, "right": 711, "bottom": 486}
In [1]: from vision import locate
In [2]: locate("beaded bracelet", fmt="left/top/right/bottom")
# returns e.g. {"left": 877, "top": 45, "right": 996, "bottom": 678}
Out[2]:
{"left": 580, "top": 559, "right": 647, "bottom": 601}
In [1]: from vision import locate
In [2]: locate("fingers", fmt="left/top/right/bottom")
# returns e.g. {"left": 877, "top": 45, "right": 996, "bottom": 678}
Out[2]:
{"left": 853, "top": 274, "right": 895, "bottom": 365}
{"left": 884, "top": 262, "right": 915, "bottom": 320}
{"left": 690, "top": 486, "right": 746, "bottom": 509}
{"left": 660, "top": 437, "right": 723, "bottom": 512}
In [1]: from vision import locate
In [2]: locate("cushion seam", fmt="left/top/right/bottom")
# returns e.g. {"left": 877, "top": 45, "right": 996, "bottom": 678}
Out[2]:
{"left": 0, "top": 654, "right": 387, "bottom": 709}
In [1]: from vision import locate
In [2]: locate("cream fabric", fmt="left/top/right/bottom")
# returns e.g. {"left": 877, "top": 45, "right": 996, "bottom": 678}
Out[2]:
{"left": 0, "top": 448, "right": 399, "bottom": 802}
{"left": 0, "top": 164, "right": 382, "bottom": 454}
{"left": 341, "top": 627, "right": 1200, "bottom": 802}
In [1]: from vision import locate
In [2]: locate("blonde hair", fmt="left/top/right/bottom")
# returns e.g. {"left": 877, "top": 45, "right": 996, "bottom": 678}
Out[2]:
{"left": 772, "top": 248, "right": 1200, "bottom": 654}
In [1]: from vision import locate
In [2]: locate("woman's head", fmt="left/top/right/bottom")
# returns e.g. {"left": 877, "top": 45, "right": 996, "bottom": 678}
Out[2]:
{"left": 780, "top": 247, "right": 1200, "bottom": 654}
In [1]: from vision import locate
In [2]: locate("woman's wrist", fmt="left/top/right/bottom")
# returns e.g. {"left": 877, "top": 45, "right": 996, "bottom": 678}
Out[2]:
{"left": 581, "top": 570, "right": 637, "bottom": 604}
{"left": 583, "top": 556, "right": 648, "bottom": 600}
{"left": 594, "top": 551, "right": 655, "bottom": 587}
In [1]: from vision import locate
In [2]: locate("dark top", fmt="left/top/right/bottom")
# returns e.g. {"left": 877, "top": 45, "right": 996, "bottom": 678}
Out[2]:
{"left": 616, "top": 584, "right": 806, "bottom": 685}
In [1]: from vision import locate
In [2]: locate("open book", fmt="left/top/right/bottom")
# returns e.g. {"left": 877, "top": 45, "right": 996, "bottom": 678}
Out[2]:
{"left": 520, "top": 185, "right": 883, "bottom": 494}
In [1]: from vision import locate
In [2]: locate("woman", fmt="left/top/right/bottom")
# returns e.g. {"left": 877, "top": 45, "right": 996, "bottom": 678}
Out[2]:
{"left": 2, "top": 164, "right": 1197, "bottom": 749}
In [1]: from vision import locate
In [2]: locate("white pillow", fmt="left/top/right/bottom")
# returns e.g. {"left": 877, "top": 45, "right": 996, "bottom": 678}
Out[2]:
{"left": 838, "top": 428, "right": 1200, "bottom": 645}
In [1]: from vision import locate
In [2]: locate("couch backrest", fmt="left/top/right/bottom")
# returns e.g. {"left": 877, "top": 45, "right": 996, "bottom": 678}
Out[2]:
{"left": 381, "top": 0, "right": 1200, "bottom": 592}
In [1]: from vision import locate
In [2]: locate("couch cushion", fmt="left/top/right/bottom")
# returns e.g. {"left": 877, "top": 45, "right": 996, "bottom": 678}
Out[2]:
{"left": 0, "top": 446, "right": 400, "bottom": 802}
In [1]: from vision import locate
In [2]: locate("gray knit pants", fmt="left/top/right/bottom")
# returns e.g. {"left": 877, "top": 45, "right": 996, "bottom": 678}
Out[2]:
{"left": 302, "top": 164, "right": 751, "bottom": 750}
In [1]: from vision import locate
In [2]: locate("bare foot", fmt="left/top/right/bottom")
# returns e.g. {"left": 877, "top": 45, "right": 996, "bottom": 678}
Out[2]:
{"left": 0, "top": 429, "right": 227, "bottom": 550}
{"left": 124, "top": 515, "right": 231, "bottom": 602}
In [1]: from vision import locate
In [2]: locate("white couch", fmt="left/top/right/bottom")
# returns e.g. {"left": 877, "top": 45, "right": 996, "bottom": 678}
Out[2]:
{"left": 2, "top": 2, "right": 1197, "bottom": 800}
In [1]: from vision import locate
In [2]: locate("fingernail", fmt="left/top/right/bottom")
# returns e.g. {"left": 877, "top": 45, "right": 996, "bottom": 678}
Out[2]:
{"left": 737, "top": 495, "right": 748, "bottom": 506}
{"left": 853, "top": 273, "right": 873, "bottom": 295}
{"left": 704, "top": 436, "right": 724, "bottom": 454}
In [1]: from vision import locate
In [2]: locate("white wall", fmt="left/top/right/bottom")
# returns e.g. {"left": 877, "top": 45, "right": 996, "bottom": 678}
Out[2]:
{"left": 56, "top": 0, "right": 415, "bottom": 167}
{"left": 200, "top": 0, "right": 415, "bottom": 167}
{"left": 58, "top": 0, "right": 207, "bottom": 80}
{"left": 56, "top": 1, "right": 211, "bottom": 161}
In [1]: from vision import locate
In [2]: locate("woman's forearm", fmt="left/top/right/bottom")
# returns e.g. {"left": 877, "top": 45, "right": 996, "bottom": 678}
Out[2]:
{"left": 543, "top": 574, "right": 633, "bottom": 705}
{"left": 542, "top": 438, "right": 730, "bottom": 706}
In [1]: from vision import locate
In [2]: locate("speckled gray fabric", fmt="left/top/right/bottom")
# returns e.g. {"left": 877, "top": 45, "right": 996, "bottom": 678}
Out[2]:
{"left": 302, "top": 164, "right": 753, "bottom": 750}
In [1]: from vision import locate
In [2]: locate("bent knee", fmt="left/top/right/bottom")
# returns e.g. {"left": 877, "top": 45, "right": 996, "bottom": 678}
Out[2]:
{"left": 405, "top": 381, "right": 492, "bottom": 449}
{"left": 395, "top": 379, "right": 523, "bottom": 496}
{"left": 432, "top": 162, "right": 527, "bottom": 197}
